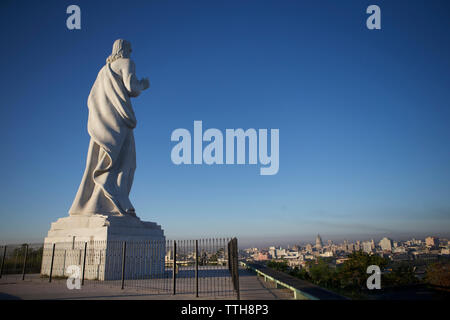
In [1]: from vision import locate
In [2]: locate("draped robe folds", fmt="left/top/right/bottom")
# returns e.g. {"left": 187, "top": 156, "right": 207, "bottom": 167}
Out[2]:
{"left": 69, "top": 58, "right": 144, "bottom": 216}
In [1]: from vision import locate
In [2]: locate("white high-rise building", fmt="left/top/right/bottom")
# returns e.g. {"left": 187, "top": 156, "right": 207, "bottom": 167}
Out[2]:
{"left": 379, "top": 237, "right": 393, "bottom": 252}
{"left": 276, "top": 248, "right": 287, "bottom": 258}
{"left": 425, "top": 236, "right": 438, "bottom": 248}
{"left": 362, "top": 241, "right": 372, "bottom": 253}
{"left": 268, "top": 246, "right": 276, "bottom": 258}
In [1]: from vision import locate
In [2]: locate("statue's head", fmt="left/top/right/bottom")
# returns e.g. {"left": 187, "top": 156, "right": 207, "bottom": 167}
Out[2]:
{"left": 106, "top": 39, "right": 132, "bottom": 64}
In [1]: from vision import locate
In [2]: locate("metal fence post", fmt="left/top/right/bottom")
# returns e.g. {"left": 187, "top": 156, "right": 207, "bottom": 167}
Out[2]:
{"left": 195, "top": 240, "right": 199, "bottom": 297}
{"left": 81, "top": 242, "right": 87, "bottom": 286}
{"left": 0, "top": 246, "right": 6, "bottom": 279}
{"left": 173, "top": 240, "right": 177, "bottom": 295}
{"left": 233, "top": 238, "right": 240, "bottom": 300}
{"left": 227, "top": 241, "right": 231, "bottom": 272}
{"left": 49, "top": 243, "right": 56, "bottom": 283}
{"left": 229, "top": 238, "right": 240, "bottom": 300}
{"left": 21, "top": 244, "right": 29, "bottom": 280}
{"left": 121, "top": 241, "right": 127, "bottom": 289}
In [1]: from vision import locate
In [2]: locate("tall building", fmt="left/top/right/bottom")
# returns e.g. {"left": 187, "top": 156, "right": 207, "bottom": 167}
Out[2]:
{"left": 276, "top": 248, "right": 286, "bottom": 258}
{"left": 362, "top": 241, "right": 372, "bottom": 254}
{"left": 268, "top": 246, "right": 276, "bottom": 258}
{"left": 425, "top": 236, "right": 438, "bottom": 248}
{"left": 379, "top": 237, "right": 393, "bottom": 252}
{"left": 347, "top": 243, "right": 354, "bottom": 252}
{"left": 315, "top": 234, "right": 323, "bottom": 249}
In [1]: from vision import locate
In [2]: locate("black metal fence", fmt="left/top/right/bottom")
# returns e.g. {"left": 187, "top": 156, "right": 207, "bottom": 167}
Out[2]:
{"left": 0, "top": 238, "right": 240, "bottom": 299}
{"left": 228, "top": 237, "right": 240, "bottom": 299}
{"left": 0, "top": 244, "right": 43, "bottom": 280}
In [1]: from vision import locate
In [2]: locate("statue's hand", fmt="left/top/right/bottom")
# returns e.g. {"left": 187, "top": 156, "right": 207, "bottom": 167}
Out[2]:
{"left": 141, "top": 77, "right": 150, "bottom": 90}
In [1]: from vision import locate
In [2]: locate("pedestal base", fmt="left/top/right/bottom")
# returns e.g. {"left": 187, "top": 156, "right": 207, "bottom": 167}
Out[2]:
{"left": 41, "top": 214, "right": 166, "bottom": 280}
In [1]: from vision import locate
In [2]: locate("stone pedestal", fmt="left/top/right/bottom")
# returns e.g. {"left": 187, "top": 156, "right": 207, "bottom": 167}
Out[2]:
{"left": 41, "top": 214, "right": 166, "bottom": 280}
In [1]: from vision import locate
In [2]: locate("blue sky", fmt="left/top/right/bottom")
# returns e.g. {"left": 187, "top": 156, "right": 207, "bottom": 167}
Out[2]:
{"left": 0, "top": 0, "right": 449, "bottom": 247}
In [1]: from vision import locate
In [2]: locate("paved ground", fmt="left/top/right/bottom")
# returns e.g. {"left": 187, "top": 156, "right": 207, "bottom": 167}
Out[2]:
{"left": 0, "top": 268, "right": 293, "bottom": 300}
{"left": 239, "top": 268, "right": 293, "bottom": 300}
{"left": 245, "top": 262, "right": 347, "bottom": 300}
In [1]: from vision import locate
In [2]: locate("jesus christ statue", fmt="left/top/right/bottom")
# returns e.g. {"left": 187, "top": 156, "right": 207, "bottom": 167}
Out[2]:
{"left": 69, "top": 39, "right": 149, "bottom": 217}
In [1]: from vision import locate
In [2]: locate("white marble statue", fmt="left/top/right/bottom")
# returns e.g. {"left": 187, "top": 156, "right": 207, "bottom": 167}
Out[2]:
{"left": 69, "top": 39, "right": 150, "bottom": 217}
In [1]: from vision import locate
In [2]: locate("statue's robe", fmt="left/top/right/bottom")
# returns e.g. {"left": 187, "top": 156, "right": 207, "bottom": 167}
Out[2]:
{"left": 69, "top": 58, "right": 144, "bottom": 216}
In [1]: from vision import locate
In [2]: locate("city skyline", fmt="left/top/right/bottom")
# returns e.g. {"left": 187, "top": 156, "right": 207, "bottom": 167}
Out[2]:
{"left": 242, "top": 234, "right": 448, "bottom": 254}
{"left": 237, "top": 232, "right": 450, "bottom": 249}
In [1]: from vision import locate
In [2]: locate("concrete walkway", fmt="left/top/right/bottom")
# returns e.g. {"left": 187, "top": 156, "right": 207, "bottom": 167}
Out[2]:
{"left": 0, "top": 268, "right": 292, "bottom": 300}
{"left": 239, "top": 268, "right": 293, "bottom": 300}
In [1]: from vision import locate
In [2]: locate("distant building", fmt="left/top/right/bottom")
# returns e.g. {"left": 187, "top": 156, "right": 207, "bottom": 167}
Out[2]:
{"left": 316, "top": 234, "right": 323, "bottom": 249}
{"left": 355, "top": 241, "right": 361, "bottom": 251}
{"left": 165, "top": 249, "right": 173, "bottom": 263}
{"left": 392, "top": 253, "right": 410, "bottom": 261}
{"left": 379, "top": 237, "right": 393, "bottom": 252}
{"left": 320, "top": 251, "right": 333, "bottom": 257}
{"left": 347, "top": 242, "right": 354, "bottom": 252}
{"left": 268, "top": 246, "right": 276, "bottom": 258}
{"left": 407, "top": 238, "right": 422, "bottom": 246}
{"left": 255, "top": 253, "right": 270, "bottom": 261}
{"left": 412, "top": 252, "right": 439, "bottom": 262}
{"left": 425, "top": 236, "right": 438, "bottom": 248}
{"left": 285, "top": 250, "right": 300, "bottom": 259}
{"left": 362, "top": 241, "right": 372, "bottom": 254}
{"left": 393, "top": 246, "right": 406, "bottom": 254}
{"left": 288, "top": 259, "right": 306, "bottom": 268}
{"left": 276, "top": 248, "right": 287, "bottom": 258}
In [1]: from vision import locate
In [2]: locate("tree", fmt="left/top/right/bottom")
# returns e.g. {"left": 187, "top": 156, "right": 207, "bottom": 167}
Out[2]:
{"left": 289, "top": 266, "right": 311, "bottom": 281}
{"left": 267, "top": 260, "right": 289, "bottom": 272}
{"left": 338, "top": 251, "right": 388, "bottom": 290}
{"left": 425, "top": 262, "right": 450, "bottom": 288}
{"left": 305, "top": 258, "right": 334, "bottom": 288}
{"left": 383, "top": 262, "right": 419, "bottom": 287}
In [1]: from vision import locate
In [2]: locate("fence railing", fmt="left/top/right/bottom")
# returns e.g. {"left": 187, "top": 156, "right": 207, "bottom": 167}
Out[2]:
{"left": 0, "top": 238, "right": 240, "bottom": 298}
{"left": 0, "top": 244, "right": 43, "bottom": 279}
{"left": 242, "top": 261, "right": 348, "bottom": 300}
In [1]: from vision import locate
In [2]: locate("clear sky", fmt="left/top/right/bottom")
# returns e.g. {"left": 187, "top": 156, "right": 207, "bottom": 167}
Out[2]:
{"left": 0, "top": 0, "right": 449, "bottom": 247}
